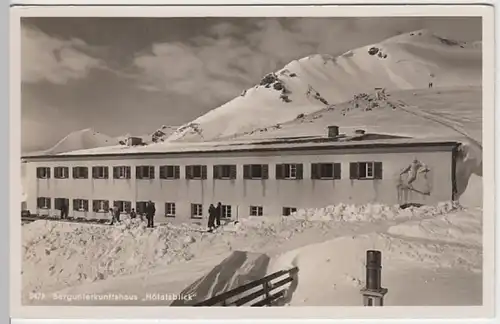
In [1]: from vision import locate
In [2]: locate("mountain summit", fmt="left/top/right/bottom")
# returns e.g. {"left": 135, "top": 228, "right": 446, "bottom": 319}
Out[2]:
{"left": 164, "top": 30, "right": 481, "bottom": 142}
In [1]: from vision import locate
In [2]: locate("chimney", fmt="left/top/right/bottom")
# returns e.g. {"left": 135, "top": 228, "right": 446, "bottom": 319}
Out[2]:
{"left": 354, "top": 129, "right": 366, "bottom": 135}
{"left": 126, "top": 137, "right": 143, "bottom": 146}
{"left": 327, "top": 126, "right": 339, "bottom": 138}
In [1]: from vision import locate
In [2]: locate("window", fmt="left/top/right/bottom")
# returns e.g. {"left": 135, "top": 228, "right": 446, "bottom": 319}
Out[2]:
{"left": 136, "top": 166, "right": 155, "bottom": 179}
{"left": 54, "top": 198, "right": 69, "bottom": 210}
{"left": 113, "top": 166, "right": 131, "bottom": 179}
{"left": 243, "top": 164, "right": 269, "bottom": 179}
{"left": 36, "top": 167, "right": 50, "bottom": 179}
{"left": 165, "top": 202, "right": 176, "bottom": 217}
{"left": 92, "top": 200, "right": 109, "bottom": 212}
{"left": 250, "top": 206, "right": 264, "bottom": 216}
{"left": 92, "top": 166, "right": 109, "bottom": 179}
{"left": 72, "top": 199, "right": 89, "bottom": 212}
{"left": 136, "top": 201, "right": 155, "bottom": 215}
{"left": 276, "top": 164, "right": 303, "bottom": 180}
{"left": 36, "top": 197, "right": 51, "bottom": 209}
{"left": 350, "top": 162, "right": 383, "bottom": 180}
{"left": 191, "top": 203, "right": 203, "bottom": 218}
{"left": 160, "top": 165, "right": 180, "bottom": 179}
{"left": 311, "top": 163, "right": 341, "bottom": 180}
{"left": 283, "top": 207, "right": 297, "bottom": 216}
{"left": 114, "top": 200, "right": 131, "bottom": 213}
{"left": 186, "top": 165, "right": 207, "bottom": 180}
{"left": 221, "top": 205, "right": 232, "bottom": 218}
{"left": 72, "top": 167, "right": 88, "bottom": 179}
{"left": 213, "top": 165, "right": 237, "bottom": 180}
{"left": 54, "top": 167, "right": 69, "bottom": 179}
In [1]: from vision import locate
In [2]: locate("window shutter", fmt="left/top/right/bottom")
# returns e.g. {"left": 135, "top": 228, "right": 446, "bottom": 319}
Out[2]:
{"left": 47, "top": 198, "right": 51, "bottom": 209}
{"left": 92, "top": 167, "right": 97, "bottom": 179}
{"left": 262, "top": 164, "right": 269, "bottom": 179}
{"left": 230, "top": 165, "right": 237, "bottom": 179}
{"left": 104, "top": 167, "right": 109, "bottom": 179}
{"left": 113, "top": 167, "right": 118, "bottom": 179}
{"left": 83, "top": 167, "right": 88, "bottom": 179}
{"left": 174, "top": 166, "right": 180, "bottom": 179}
{"left": 374, "top": 162, "right": 383, "bottom": 179}
{"left": 350, "top": 163, "right": 359, "bottom": 179}
{"left": 36, "top": 168, "right": 40, "bottom": 178}
{"left": 36, "top": 197, "right": 41, "bottom": 208}
{"left": 213, "top": 165, "right": 219, "bottom": 179}
{"left": 186, "top": 166, "right": 192, "bottom": 179}
{"left": 275, "top": 164, "right": 284, "bottom": 179}
{"left": 296, "top": 164, "right": 303, "bottom": 179}
{"left": 202, "top": 166, "right": 207, "bottom": 179}
{"left": 73, "top": 199, "right": 78, "bottom": 211}
{"left": 92, "top": 200, "right": 98, "bottom": 212}
{"left": 136, "top": 166, "right": 142, "bottom": 179}
{"left": 311, "top": 163, "right": 319, "bottom": 179}
{"left": 126, "top": 167, "right": 131, "bottom": 179}
{"left": 243, "top": 165, "right": 250, "bottom": 179}
{"left": 47, "top": 168, "right": 51, "bottom": 179}
{"left": 72, "top": 167, "right": 77, "bottom": 179}
{"left": 83, "top": 200, "right": 89, "bottom": 211}
{"left": 333, "top": 163, "right": 341, "bottom": 179}
{"left": 150, "top": 166, "right": 155, "bottom": 179}
{"left": 125, "top": 201, "right": 131, "bottom": 213}
{"left": 159, "top": 166, "right": 165, "bottom": 179}
{"left": 191, "top": 204, "right": 195, "bottom": 216}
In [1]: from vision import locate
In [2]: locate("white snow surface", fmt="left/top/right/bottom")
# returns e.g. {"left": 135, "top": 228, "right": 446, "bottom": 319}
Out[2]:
{"left": 165, "top": 30, "right": 480, "bottom": 142}
{"left": 22, "top": 201, "right": 482, "bottom": 306}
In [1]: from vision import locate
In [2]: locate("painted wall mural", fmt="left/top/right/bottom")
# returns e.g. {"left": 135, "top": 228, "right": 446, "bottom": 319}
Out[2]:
{"left": 397, "top": 159, "right": 433, "bottom": 204}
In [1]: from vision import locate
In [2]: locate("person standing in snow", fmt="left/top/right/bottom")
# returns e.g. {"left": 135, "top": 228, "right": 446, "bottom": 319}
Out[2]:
{"left": 130, "top": 208, "right": 137, "bottom": 219}
{"left": 208, "top": 204, "right": 216, "bottom": 231}
{"left": 109, "top": 207, "right": 117, "bottom": 225}
{"left": 215, "top": 202, "right": 222, "bottom": 228}
{"left": 146, "top": 201, "right": 156, "bottom": 228}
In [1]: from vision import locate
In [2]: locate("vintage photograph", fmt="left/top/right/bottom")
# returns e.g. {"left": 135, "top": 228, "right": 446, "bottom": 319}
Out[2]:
{"left": 18, "top": 14, "right": 485, "bottom": 309}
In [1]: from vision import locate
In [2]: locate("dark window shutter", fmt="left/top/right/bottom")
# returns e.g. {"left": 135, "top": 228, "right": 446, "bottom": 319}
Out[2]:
{"left": 83, "top": 167, "right": 88, "bottom": 179}
{"left": 126, "top": 167, "right": 131, "bottom": 179}
{"left": 202, "top": 166, "right": 207, "bottom": 179}
{"left": 374, "top": 162, "right": 383, "bottom": 179}
{"left": 243, "top": 165, "right": 250, "bottom": 179}
{"left": 150, "top": 166, "right": 155, "bottom": 179}
{"left": 185, "top": 166, "right": 192, "bottom": 179}
{"left": 191, "top": 204, "right": 195, "bottom": 215}
{"left": 213, "top": 165, "right": 219, "bottom": 179}
{"left": 174, "top": 166, "right": 180, "bottom": 179}
{"left": 92, "top": 200, "right": 98, "bottom": 212}
{"left": 72, "top": 167, "right": 77, "bottom": 178}
{"left": 311, "top": 163, "right": 319, "bottom": 179}
{"left": 275, "top": 164, "right": 284, "bottom": 179}
{"left": 230, "top": 165, "right": 237, "bottom": 179}
{"left": 92, "top": 167, "right": 97, "bottom": 179}
{"left": 73, "top": 199, "right": 78, "bottom": 211}
{"left": 350, "top": 163, "right": 359, "bottom": 179}
{"left": 159, "top": 166, "right": 165, "bottom": 179}
{"left": 136, "top": 166, "right": 142, "bottom": 179}
{"left": 36, "top": 197, "right": 41, "bottom": 208}
{"left": 104, "top": 167, "right": 109, "bottom": 179}
{"left": 47, "top": 168, "right": 51, "bottom": 179}
{"left": 296, "top": 164, "right": 303, "bottom": 179}
{"left": 334, "top": 163, "right": 341, "bottom": 179}
{"left": 84, "top": 200, "right": 89, "bottom": 211}
{"left": 112, "top": 167, "right": 117, "bottom": 179}
{"left": 47, "top": 198, "right": 51, "bottom": 209}
{"left": 262, "top": 164, "right": 269, "bottom": 179}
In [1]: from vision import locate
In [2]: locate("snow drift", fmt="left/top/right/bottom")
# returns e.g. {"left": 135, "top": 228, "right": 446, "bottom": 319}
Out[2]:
{"left": 165, "top": 30, "right": 481, "bottom": 142}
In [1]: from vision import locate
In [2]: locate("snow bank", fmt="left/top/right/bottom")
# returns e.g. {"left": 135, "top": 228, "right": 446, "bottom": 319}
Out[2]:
{"left": 267, "top": 207, "right": 482, "bottom": 306}
{"left": 387, "top": 208, "right": 482, "bottom": 247}
{"left": 22, "top": 218, "right": 204, "bottom": 297}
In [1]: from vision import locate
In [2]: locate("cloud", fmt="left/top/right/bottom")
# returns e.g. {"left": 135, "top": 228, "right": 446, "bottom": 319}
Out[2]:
{"left": 21, "top": 26, "right": 105, "bottom": 84}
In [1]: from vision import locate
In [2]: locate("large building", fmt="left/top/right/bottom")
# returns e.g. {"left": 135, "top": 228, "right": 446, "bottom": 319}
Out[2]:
{"left": 21, "top": 128, "right": 460, "bottom": 224}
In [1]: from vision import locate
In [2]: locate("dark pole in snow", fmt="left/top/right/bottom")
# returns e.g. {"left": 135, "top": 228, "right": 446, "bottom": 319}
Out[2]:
{"left": 360, "top": 250, "right": 388, "bottom": 306}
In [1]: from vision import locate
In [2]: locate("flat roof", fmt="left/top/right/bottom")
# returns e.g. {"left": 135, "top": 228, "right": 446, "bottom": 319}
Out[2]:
{"left": 21, "top": 135, "right": 460, "bottom": 160}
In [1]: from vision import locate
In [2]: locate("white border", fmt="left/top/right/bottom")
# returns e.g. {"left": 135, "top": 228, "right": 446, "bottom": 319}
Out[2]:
{"left": 9, "top": 3, "right": 496, "bottom": 320}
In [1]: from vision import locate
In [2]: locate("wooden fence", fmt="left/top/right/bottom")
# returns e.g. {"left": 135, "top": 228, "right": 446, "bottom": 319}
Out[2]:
{"left": 194, "top": 266, "right": 299, "bottom": 307}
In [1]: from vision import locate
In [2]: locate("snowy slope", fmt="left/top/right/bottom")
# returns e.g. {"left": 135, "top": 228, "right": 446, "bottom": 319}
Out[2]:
{"left": 26, "top": 128, "right": 119, "bottom": 156}
{"left": 165, "top": 29, "right": 481, "bottom": 142}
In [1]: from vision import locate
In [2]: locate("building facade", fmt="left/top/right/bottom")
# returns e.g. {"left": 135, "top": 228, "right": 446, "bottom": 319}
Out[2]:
{"left": 22, "top": 137, "right": 459, "bottom": 224}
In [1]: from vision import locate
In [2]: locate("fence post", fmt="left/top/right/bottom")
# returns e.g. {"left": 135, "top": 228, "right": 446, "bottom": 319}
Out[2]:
{"left": 360, "top": 250, "right": 388, "bottom": 306}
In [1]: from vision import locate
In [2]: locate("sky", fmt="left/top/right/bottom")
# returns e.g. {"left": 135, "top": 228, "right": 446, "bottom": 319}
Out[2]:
{"left": 20, "top": 16, "right": 481, "bottom": 153}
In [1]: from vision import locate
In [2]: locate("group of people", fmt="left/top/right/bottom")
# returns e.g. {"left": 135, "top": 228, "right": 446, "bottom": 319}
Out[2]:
{"left": 109, "top": 200, "right": 156, "bottom": 228}
{"left": 208, "top": 202, "right": 223, "bottom": 232}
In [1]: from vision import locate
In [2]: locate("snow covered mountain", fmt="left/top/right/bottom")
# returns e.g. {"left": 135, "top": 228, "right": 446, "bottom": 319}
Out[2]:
{"left": 26, "top": 128, "right": 119, "bottom": 156}
{"left": 165, "top": 29, "right": 481, "bottom": 142}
